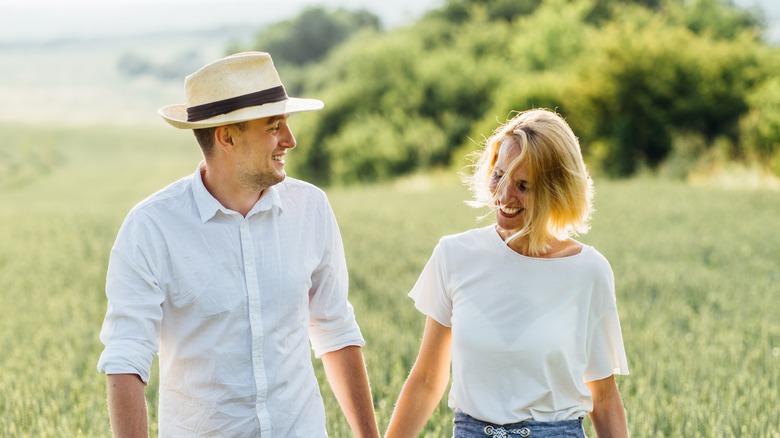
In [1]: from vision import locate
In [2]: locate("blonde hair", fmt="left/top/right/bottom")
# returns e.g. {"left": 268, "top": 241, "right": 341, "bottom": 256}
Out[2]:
{"left": 466, "top": 109, "right": 594, "bottom": 256}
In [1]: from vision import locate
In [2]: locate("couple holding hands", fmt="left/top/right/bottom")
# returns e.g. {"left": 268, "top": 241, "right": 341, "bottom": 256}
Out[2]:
{"left": 97, "top": 52, "right": 628, "bottom": 438}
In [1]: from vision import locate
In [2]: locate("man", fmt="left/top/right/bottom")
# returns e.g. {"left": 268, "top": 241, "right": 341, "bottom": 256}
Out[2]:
{"left": 97, "top": 52, "right": 379, "bottom": 437}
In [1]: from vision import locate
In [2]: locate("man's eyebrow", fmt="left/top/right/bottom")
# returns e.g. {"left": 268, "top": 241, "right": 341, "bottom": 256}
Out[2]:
{"left": 266, "top": 115, "right": 288, "bottom": 125}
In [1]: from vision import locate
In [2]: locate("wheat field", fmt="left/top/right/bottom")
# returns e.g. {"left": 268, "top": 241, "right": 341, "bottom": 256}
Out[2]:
{"left": 0, "top": 123, "right": 778, "bottom": 437}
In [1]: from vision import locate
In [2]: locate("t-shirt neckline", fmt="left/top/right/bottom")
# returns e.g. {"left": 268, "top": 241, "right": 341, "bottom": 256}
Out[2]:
{"left": 489, "top": 225, "right": 590, "bottom": 261}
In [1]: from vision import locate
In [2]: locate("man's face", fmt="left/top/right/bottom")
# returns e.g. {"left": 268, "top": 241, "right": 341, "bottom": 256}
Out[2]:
{"left": 230, "top": 115, "right": 296, "bottom": 192}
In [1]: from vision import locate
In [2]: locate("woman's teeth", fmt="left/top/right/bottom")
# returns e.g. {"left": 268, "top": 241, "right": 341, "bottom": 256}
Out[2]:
{"left": 500, "top": 206, "right": 522, "bottom": 215}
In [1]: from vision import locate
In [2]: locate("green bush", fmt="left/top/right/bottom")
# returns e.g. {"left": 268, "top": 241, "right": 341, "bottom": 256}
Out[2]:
{"left": 663, "top": 0, "right": 764, "bottom": 40}
{"left": 290, "top": 31, "right": 426, "bottom": 184}
{"left": 508, "top": 0, "right": 592, "bottom": 72}
{"left": 431, "top": 0, "right": 542, "bottom": 23}
{"left": 269, "top": 0, "right": 778, "bottom": 182}
{"left": 571, "top": 5, "right": 766, "bottom": 176}
{"left": 322, "top": 113, "right": 448, "bottom": 184}
{"left": 740, "top": 76, "right": 780, "bottom": 175}
{"left": 246, "top": 7, "right": 380, "bottom": 67}
{"left": 291, "top": 17, "right": 510, "bottom": 184}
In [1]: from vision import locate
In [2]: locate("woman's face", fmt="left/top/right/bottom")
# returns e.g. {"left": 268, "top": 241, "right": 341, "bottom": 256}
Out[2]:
{"left": 489, "top": 139, "right": 531, "bottom": 232}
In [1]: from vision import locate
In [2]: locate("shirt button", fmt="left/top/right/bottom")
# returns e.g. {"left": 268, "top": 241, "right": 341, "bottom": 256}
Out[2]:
{"left": 252, "top": 313, "right": 259, "bottom": 320}
{"left": 519, "top": 427, "right": 531, "bottom": 437}
{"left": 246, "top": 267, "right": 255, "bottom": 273}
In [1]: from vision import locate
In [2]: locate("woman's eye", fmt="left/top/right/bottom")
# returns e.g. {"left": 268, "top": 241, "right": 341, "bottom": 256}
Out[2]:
{"left": 518, "top": 183, "right": 529, "bottom": 192}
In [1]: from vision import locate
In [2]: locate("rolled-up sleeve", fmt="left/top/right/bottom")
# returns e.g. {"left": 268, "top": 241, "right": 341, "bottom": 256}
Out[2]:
{"left": 97, "top": 212, "right": 165, "bottom": 383}
{"left": 307, "top": 199, "right": 364, "bottom": 358}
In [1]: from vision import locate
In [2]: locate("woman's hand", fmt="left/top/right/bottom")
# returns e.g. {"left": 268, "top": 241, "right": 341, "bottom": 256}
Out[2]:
{"left": 385, "top": 317, "right": 452, "bottom": 438}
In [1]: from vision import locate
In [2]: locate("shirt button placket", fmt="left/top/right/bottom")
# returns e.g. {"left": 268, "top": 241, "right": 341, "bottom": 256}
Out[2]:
{"left": 240, "top": 220, "right": 271, "bottom": 433}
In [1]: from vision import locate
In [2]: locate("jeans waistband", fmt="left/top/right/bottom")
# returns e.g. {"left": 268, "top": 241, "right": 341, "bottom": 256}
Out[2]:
{"left": 453, "top": 411, "right": 584, "bottom": 438}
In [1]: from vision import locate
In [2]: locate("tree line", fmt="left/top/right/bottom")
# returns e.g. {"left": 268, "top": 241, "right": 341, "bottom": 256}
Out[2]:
{"left": 233, "top": 0, "right": 780, "bottom": 184}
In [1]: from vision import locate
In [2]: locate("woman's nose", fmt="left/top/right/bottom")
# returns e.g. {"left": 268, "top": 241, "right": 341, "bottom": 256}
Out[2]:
{"left": 498, "top": 184, "right": 518, "bottom": 203}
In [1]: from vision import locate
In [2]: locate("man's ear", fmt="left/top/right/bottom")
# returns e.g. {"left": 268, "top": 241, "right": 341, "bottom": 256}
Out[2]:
{"left": 214, "top": 125, "right": 235, "bottom": 151}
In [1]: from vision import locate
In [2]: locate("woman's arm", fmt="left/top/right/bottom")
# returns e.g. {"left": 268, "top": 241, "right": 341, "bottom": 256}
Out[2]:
{"left": 585, "top": 375, "right": 628, "bottom": 438}
{"left": 385, "top": 317, "right": 452, "bottom": 438}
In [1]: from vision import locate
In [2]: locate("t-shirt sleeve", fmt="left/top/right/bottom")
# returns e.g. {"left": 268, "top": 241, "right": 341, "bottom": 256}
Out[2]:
{"left": 408, "top": 241, "right": 453, "bottom": 327}
{"left": 584, "top": 307, "right": 630, "bottom": 382}
{"left": 584, "top": 264, "right": 629, "bottom": 382}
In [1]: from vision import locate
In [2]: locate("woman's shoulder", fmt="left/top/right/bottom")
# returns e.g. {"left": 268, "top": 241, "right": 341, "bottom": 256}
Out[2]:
{"left": 439, "top": 225, "right": 495, "bottom": 247}
{"left": 572, "top": 244, "right": 615, "bottom": 286}
{"left": 432, "top": 227, "right": 499, "bottom": 264}
{"left": 579, "top": 244, "right": 611, "bottom": 265}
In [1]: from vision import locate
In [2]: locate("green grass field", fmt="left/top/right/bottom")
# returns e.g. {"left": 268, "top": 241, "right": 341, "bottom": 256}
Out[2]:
{"left": 1, "top": 123, "right": 778, "bottom": 437}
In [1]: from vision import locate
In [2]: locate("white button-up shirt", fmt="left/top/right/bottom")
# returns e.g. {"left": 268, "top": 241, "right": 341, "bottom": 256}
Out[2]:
{"left": 98, "top": 164, "right": 364, "bottom": 437}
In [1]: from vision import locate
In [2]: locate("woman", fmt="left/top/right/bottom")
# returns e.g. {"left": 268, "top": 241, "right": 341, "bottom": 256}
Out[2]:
{"left": 386, "top": 109, "right": 629, "bottom": 438}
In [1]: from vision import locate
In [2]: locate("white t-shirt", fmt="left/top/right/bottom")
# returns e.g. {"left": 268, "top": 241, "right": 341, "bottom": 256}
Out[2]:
{"left": 409, "top": 225, "right": 629, "bottom": 424}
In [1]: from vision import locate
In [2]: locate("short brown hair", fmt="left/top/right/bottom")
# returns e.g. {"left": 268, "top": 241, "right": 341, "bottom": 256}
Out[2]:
{"left": 192, "top": 121, "right": 248, "bottom": 156}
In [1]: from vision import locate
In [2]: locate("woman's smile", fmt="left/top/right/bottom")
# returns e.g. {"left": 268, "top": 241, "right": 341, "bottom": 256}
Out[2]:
{"left": 498, "top": 205, "right": 524, "bottom": 217}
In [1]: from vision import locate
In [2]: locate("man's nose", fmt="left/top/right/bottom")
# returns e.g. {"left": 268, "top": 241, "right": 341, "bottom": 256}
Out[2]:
{"left": 280, "top": 124, "right": 296, "bottom": 149}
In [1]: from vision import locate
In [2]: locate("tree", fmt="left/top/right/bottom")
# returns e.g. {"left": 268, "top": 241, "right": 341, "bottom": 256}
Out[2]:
{"left": 249, "top": 7, "right": 380, "bottom": 67}
{"left": 575, "top": 5, "right": 766, "bottom": 175}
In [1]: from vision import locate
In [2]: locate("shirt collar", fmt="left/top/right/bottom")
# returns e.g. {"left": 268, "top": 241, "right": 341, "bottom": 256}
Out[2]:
{"left": 247, "top": 181, "right": 283, "bottom": 218}
{"left": 192, "top": 162, "right": 284, "bottom": 223}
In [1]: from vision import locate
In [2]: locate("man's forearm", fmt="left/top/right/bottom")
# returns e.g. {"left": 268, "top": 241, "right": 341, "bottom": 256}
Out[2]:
{"left": 106, "top": 374, "right": 148, "bottom": 438}
{"left": 321, "top": 346, "right": 380, "bottom": 438}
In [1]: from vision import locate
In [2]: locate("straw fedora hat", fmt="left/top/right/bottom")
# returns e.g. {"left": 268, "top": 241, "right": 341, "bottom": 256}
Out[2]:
{"left": 158, "top": 52, "right": 324, "bottom": 129}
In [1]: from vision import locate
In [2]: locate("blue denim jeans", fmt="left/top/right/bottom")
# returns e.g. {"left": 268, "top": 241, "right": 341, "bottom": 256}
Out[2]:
{"left": 453, "top": 411, "right": 586, "bottom": 438}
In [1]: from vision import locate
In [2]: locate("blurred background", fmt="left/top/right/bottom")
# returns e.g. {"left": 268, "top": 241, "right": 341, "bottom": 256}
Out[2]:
{"left": 2, "top": 0, "right": 780, "bottom": 184}
{"left": 0, "top": 0, "right": 439, "bottom": 126}
{"left": 1, "top": 1, "right": 779, "bottom": 436}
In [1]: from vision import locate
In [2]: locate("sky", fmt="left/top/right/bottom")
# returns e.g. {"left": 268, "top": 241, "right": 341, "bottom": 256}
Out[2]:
{"left": 0, "top": 0, "right": 444, "bottom": 44}
{"left": 0, "top": 0, "right": 445, "bottom": 125}
{"left": 1, "top": 0, "right": 777, "bottom": 44}
{"left": 0, "top": 0, "right": 776, "bottom": 125}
